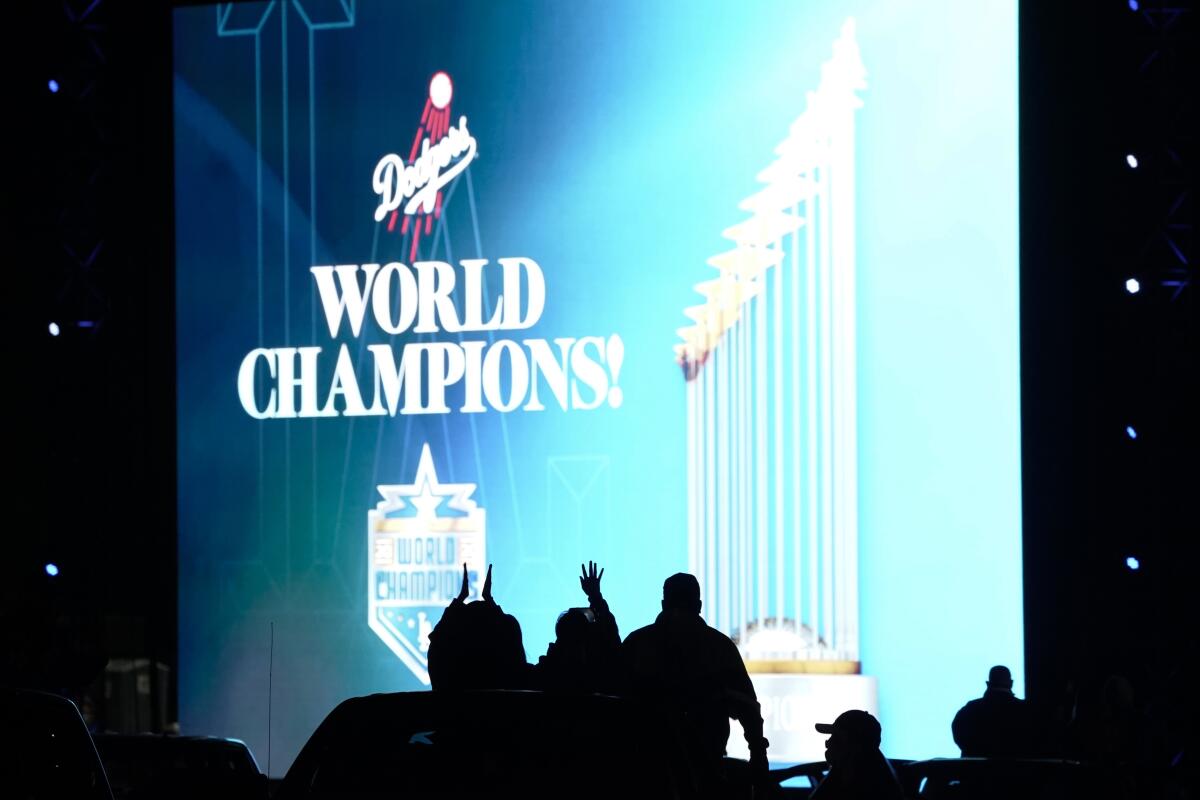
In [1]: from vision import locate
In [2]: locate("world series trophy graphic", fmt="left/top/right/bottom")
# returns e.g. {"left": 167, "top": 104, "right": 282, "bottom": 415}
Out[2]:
{"left": 368, "top": 443, "right": 486, "bottom": 686}
{"left": 675, "top": 20, "right": 876, "bottom": 762}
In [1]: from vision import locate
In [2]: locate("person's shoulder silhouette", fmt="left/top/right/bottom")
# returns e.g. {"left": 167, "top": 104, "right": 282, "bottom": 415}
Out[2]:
{"left": 952, "top": 665, "right": 1037, "bottom": 757}
{"left": 622, "top": 573, "right": 768, "bottom": 774}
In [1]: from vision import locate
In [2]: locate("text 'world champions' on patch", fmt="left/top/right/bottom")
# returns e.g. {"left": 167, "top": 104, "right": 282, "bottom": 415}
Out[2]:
{"left": 367, "top": 443, "right": 486, "bottom": 685}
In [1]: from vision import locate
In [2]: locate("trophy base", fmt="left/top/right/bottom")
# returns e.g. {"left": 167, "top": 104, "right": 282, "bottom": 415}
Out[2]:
{"left": 727, "top": 672, "right": 879, "bottom": 763}
{"left": 744, "top": 659, "right": 860, "bottom": 675}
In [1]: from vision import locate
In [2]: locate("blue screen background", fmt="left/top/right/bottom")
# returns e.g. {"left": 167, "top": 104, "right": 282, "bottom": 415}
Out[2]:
{"left": 174, "top": 0, "right": 1020, "bottom": 772}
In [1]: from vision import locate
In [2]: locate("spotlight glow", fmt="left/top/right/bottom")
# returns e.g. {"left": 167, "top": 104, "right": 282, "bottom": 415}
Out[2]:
{"left": 1126, "top": 425, "right": 1137, "bottom": 440}
{"left": 1126, "top": 154, "right": 1138, "bottom": 169}
{"left": 49, "top": 79, "right": 60, "bottom": 93}
{"left": 1128, "top": 0, "right": 1139, "bottom": 10}
{"left": 48, "top": 322, "right": 61, "bottom": 336}
{"left": 1125, "top": 278, "right": 1140, "bottom": 294}
{"left": 45, "top": 563, "right": 59, "bottom": 577}
{"left": 1126, "top": 556, "right": 1139, "bottom": 571}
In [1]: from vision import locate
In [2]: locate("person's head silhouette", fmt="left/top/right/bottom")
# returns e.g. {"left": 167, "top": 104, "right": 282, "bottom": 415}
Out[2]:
{"left": 556, "top": 607, "right": 592, "bottom": 641}
{"left": 550, "top": 607, "right": 593, "bottom": 661}
{"left": 428, "top": 564, "right": 529, "bottom": 690}
{"left": 815, "top": 710, "right": 904, "bottom": 798}
{"left": 661, "top": 573, "right": 701, "bottom": 616}
{"left": 987, "top": 665, "right": 1014, "bottom": 693}
{"left": 816, "top": 709, "right": 881, "bottom": 766}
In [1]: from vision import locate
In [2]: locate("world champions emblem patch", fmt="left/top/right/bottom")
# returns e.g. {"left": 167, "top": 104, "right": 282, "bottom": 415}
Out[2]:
{"left": 367, "top": 443, "right": 486, "bottom": 685}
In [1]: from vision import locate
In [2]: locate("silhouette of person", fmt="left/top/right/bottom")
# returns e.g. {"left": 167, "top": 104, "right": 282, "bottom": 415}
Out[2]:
{"left": 427, "top": 564, "right": 533, "bottom": 690}
{"left": 534, "top": 562, "right": 622, "bottom": 693}
{"left": 621, "top": 573, "right": 768, "bottom": 774}
{"left": 810, "top": 710, "right": 904, "bottom": 800}
{"left": 1093, "top": 674, "right": 1149, "bottom": 765}
{"left": 952, "top": 665, "right": 1037, "bottom": 757}
{"left": 1064, "top": 673, "right": 1151, "bottom": 765}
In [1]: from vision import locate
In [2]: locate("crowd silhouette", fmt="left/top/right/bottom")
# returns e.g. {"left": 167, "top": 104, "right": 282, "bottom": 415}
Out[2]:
{"left": 4, "top": 554, "right": 1195, "bottom": 799}
{"left": 423, "top": 562, "right": 1194, "bottom": 798}
{"left": 428, "top": 562, "right": 770, "bottom": 787}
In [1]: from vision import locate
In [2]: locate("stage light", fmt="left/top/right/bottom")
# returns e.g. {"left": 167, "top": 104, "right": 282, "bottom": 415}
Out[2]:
{"left": 1126, "top": 154, "right": 1138, "bottom": 169}
{"left": 1128, "top": 0, "right": 1139, "bottom": 10}
{"left": 1125, "top": 277, "right": 1140, "bottom": 294}
{"left": 49, "top": 79, "right": 60, "bottom": 93}
{"left": 48, "top": 322, "right": 61, "bottom": 336}
{"left": 1126, "top": 425, "right": 1138, "bottom": 439}
{"left": 45, "top": 563, "right": 59, "bottom": 577}
{"left": 1126, "top": 556, "right": 1139, "bottom": 571}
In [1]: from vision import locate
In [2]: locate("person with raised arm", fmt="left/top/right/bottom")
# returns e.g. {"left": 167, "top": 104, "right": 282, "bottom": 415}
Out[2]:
{"left": 427, "top": 563, "right": 532, "bottom": 690}
{"left": 534, "top": 562, "right": 622, "bottom": 693}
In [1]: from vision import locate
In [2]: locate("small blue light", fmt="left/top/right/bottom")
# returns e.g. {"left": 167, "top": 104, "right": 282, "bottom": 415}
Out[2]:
{"left": 1128, "top": 0, "right": 1139, "bottom": 10}
{"left": 45, "top": 563, "right": 59, "bottom": 577}
{"left": 1126, "top": 556, "right": 1139, "bottom": 571}
{"left": 1125, "top": 278, "right": 1140, "bottom": 294}
{"left": 1126, "top": 154, "right": 1138, "bottom": 169}
{"left": 49, "top": 79, "right": 60, "bottom": 94}
{"left": 1126, "top": 425, "right": 1138, "bottom": 439}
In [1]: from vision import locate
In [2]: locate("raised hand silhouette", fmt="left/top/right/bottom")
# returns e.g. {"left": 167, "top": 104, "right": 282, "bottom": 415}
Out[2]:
{"left": 482, "top": 564, "right": 494, "bottom": 604}
{"left": 428, "top": 561, "right": 532, "bottom": 690}
{"left": 532, "top": 560, "right": 622, "bottom": 693}
{"left": 580, "top": 561, "right": 605, "bottom": 600}
{"left": 455, "top": 563, "right": 470, "bottom": 603}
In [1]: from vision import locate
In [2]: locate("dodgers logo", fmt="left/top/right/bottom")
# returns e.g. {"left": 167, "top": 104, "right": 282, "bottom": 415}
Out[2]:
{"left": 367, "top": 443, "right": 486, "bottom": 685}
{"left": 372, "top": 71, "right": 478, "bottom": 261}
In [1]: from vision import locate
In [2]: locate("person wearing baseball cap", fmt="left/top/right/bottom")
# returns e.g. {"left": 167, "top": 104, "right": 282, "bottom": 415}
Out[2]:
{"left": 810, "top": 710, "right": 904, "bottom": 800}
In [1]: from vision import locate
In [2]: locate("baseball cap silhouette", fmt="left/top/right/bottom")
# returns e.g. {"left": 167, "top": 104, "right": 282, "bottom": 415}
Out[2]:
{"left": 814, "top": 709, "right": 881, "bottom": 749}
{"left": 987, "top": 665, "right": 1013, "bottom": 690}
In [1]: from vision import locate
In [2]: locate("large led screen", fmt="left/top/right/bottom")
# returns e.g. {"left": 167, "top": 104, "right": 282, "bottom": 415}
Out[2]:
{"left": 174, "top": 0, "right": 1020, "bottom": 773}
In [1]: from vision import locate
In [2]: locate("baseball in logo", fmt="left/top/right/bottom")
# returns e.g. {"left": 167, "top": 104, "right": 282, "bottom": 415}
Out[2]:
{"left": 367, "top": 443, "right": 486, "bottom": 685}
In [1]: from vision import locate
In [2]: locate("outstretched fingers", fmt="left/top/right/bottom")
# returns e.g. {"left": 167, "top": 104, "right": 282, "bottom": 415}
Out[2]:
{"left": 580, "top": 560, "right": 605, "bottom": 598}
{"left": 456, "top": 563, "right": 469, "bottom": 602}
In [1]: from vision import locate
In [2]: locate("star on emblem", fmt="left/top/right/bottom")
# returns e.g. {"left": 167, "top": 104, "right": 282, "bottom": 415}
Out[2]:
{"left": 375, "top": 443, "right": 478, "bottom": 519}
